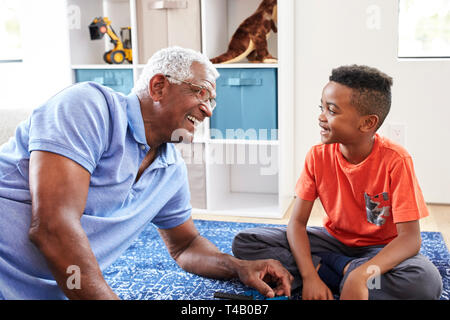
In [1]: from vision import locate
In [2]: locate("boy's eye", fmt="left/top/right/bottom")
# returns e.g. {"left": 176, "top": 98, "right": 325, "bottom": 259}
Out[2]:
{"left": 319, "top": 105, "right": 336, "bottom": 115}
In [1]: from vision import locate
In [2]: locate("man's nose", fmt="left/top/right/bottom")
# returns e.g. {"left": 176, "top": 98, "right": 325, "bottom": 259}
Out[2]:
{"left": 200, "top": 103, "right": 213, "bottom": 118}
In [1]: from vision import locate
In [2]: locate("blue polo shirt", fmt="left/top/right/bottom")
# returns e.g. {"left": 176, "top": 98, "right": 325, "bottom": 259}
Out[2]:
{"left": 0, "top": 82, "right": 192, "bottom": 299}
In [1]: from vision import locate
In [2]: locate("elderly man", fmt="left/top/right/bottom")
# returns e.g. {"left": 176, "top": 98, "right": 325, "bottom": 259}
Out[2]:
{"left": 0, "top": 47, "right": 293, "bottom": 299}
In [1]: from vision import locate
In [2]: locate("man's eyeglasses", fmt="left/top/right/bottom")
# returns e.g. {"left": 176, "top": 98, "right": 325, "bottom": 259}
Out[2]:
{"left": 165, "top": 74, "right": 216, "bottom": 111}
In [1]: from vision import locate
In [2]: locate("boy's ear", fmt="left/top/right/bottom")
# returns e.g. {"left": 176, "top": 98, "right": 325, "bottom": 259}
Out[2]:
{"left": 148, "top": 74, "right": 167, "bottom": 101}
{"left": 360, "top": 114, "right": 379, "bottom": 132}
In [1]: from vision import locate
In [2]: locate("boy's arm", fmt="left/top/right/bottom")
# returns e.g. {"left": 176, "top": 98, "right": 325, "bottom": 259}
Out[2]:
{"left": 340, "top": 220, "right": 421, "bottom": 300}
{"left": 287, "top": 197, "right": 334, "bottom": 300}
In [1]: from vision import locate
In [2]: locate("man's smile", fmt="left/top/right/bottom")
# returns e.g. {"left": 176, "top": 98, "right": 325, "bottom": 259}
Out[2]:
{"left": 186, "top": 114, "right": 202, "bottom": 129}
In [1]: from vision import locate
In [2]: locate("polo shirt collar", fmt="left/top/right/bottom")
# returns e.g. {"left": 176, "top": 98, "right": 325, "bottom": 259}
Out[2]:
{"left": 126, "top": 93, "right": 176, "bottom": 167}
{"left": 158, "top": 143, "right": 176, "bottom": 166}
{"left": 126, "top": 93, "right": 147, "bottom": 145}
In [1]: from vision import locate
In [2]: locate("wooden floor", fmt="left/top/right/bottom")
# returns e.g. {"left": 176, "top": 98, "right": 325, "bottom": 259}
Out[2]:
{"left": 193, "top": 201, "right": 450, "bottom": 248}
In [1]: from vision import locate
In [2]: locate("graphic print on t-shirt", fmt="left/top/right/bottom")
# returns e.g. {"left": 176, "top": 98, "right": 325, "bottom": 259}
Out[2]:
{"left": 364, "top": 192, "right": 391, "bottom": 226}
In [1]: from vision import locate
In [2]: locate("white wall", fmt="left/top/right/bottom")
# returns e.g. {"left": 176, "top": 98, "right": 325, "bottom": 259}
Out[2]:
{"left": 0, "top": 0, "right": 72, "bottom": 110}
{"left": 294, "top": 0, "right": 450, "bottom": 204}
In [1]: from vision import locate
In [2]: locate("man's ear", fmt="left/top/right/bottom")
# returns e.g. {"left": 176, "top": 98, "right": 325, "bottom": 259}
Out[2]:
{"left": 360, "top": 114, "right": 379, "bottom": 132}
{"left": 148, "top": 74, "right": 167, "bottom": 101}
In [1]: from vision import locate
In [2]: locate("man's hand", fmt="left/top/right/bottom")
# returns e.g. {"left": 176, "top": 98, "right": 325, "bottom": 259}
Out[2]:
{"left": 236, "top": 259, "right": 294, "bottom": 298}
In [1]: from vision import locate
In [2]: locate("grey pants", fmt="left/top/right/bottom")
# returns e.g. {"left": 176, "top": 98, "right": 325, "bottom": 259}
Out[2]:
{"left": 232, "top": 226, "right": 443, "bottom": 300}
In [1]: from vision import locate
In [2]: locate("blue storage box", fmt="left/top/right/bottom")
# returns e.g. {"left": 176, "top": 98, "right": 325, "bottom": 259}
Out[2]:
{"left": 74, "top": 69, "right": 134, "bottom": 95}
{"left": 210, "top": 68, "right": 278, "bottom": 140}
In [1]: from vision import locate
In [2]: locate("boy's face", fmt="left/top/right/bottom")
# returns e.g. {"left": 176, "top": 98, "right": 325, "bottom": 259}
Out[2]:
{"left": 318, "top": 81, "right": 364, "bottom": 145}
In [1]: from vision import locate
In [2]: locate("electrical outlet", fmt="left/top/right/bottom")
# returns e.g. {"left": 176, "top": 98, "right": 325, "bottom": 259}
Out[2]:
{"left": 387, "top": 123, "right": 406, "bottom": 146}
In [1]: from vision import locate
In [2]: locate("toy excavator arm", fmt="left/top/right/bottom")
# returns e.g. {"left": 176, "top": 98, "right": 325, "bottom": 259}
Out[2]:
{"left": 105, "top": 26, "right": 122, "bottom": 48}
{"left": 89, "top": 17, "right": 121, "bottom": 48}
{"left": 89, "top": 16, "right": 131, "bottom": 64}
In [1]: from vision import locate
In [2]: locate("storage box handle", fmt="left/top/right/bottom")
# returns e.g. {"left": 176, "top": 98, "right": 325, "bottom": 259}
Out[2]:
{"left": 226, "top": 78, "right": 262, "bottom": 86}
{"left": 148, "top": 0, "right": 187, "bottom": 10}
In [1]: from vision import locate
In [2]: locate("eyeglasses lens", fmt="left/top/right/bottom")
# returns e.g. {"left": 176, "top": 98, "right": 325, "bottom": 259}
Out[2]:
{"left": 196, "top": 88, "right": 216, "bottom": 110}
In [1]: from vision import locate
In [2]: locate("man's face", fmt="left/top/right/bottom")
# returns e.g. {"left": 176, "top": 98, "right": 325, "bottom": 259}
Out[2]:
{"left": 164, "top": 62, "right": 216, "bottom": 143}
{"left": 318, "top": 81, "right": 363, "bottom": 145}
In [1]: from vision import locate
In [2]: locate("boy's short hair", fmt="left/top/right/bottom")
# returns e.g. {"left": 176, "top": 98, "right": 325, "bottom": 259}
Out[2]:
{"left": 329, "top": 65, "right": 393, "bottom": 129}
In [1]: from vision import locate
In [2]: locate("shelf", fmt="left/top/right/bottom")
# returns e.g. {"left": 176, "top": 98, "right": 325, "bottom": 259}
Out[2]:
{"left": 207, "top": 139, "right": 279, "bottom": 146}
{"left": 206, "top": 192, "right": 280, "bottom": 218}
{"left": 192, "top": 137, "right": 206, "bottom": 144}
{"left": 72, "top": 64, "right": 134, "bottom": 69}
{"left": 135, "top": 63, "right": 278, "bottom": 70}
{"left": 214, "top": 63, "right": 278, "bottom": 69}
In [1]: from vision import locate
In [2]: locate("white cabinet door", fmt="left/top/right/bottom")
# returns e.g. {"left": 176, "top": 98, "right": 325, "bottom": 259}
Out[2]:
{"left": 136, "top": 0, "right": 201, "bottom": 63}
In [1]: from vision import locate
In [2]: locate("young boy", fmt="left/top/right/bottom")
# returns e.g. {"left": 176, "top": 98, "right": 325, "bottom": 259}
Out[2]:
{"left": 232, "top": 65, "right": 443, "bottom": 300}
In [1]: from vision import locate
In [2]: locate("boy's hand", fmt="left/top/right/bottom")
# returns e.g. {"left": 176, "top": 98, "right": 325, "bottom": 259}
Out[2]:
{"left": 302, "top": 274, "right": 334, "bottom": 300}
{"left": 340, "top": 268, "right": 369, "bottom": 300}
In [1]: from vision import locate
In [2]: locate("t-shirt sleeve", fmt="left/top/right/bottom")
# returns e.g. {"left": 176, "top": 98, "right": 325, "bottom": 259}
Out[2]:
{"left": 151, "top": 163, "right": 192, "bottom": 229}
{"left": 295, "top": 147, "right": 318, "bottom": 201}
{"left": 28, "top": 84, "right": 111, "bottom": 174}
{"left": 390, "top": 156, "right": 429, "bottom": 223}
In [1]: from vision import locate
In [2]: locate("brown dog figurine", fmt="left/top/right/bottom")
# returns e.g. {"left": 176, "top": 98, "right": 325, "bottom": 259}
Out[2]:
{"left": 210, "top": 0, "right": 277, "bottom": 64}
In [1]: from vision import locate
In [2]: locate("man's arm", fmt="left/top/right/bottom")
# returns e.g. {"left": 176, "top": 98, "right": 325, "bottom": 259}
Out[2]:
{"left": 286, "top": 197, "right": 334, "bottom": 300}
{"left": 340, "top": 220, "right": 421, "bottom": 300}
{"left": 28, "top": 151, "right": 119, "bottom": 299}
{"left": 158, "top": 218, "right": 294, "bottom": 298}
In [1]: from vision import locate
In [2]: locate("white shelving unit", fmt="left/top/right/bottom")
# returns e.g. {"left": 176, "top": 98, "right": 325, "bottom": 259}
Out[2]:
{"left": 67, "top": 0, "right": 295, "bottom": 218}
{"left": 196, "top": 0, "right": 295, "bottom": 218}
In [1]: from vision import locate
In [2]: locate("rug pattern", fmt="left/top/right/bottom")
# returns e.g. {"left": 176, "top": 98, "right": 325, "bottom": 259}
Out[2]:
{"left": 103, "top": 220, "right": 450, "bottom": 300}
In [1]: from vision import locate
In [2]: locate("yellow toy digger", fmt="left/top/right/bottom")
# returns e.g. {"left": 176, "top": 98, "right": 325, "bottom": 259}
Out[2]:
{"left": 89, "top": 17, "right": 132, "bottom": 64}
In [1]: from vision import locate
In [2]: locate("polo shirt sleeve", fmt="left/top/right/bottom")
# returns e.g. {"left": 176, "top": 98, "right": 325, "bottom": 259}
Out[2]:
{"left": 295, "top": 147, "right": 318, "bottom": 201}
{"left": 390, "top": 156, "right": 429, "bottom": 223}
{"left": 151, "top": 163, "right": 192, "bottom": 229}
{"left": 28, "top": 83, "right": 111, "bottom": 174}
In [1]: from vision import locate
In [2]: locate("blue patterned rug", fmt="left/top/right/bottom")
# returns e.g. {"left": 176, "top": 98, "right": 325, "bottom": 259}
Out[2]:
{"left": 103, "top": 219, "right": 450, "bottom": 300}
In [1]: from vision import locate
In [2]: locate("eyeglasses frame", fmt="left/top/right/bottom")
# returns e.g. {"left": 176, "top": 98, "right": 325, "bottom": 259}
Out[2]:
{"left": 164, "top": 74, "right": 216, "bottom": 111}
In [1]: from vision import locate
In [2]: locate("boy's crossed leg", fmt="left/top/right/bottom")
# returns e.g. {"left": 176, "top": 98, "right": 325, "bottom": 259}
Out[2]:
{"left": 232, "top": 226, "right": 442, "bottom": 299}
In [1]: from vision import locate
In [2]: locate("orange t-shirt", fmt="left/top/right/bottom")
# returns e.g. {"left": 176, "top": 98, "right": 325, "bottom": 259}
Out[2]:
{"left": 296, "top": 134, "right": 429, "bottom": 247}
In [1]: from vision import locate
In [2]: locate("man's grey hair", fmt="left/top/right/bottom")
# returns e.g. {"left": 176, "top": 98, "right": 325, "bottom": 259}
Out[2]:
{"left": 132, "top": 46, "right": 219, "bottom": 97}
